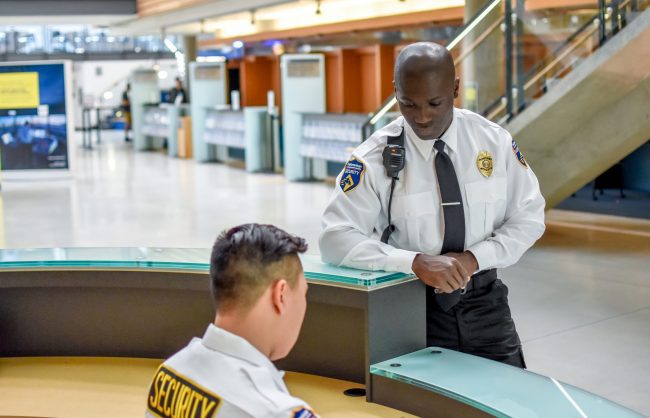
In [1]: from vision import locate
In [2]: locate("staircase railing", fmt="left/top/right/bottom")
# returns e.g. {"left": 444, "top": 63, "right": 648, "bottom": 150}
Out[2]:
{"left": 362, "top": 0, "right": 649, "bottom": 137}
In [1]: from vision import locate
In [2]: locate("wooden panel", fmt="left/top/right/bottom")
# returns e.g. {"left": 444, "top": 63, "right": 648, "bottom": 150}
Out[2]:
{"left": 325, "top": 52, "right": 343, "bottom": 113}
{"left": 0, "top": 358, "right": 416, "bottom": 417}
{"left": 526, "top": 0, "right": 596, "bottom": 10}
{"left": 271, "top": 55, "right": 282, "bottom": 114}
{"left": 227, "top": 59, "right": 241, "bottom": 70}
{"left": 359, "top": 50, "right": 378, "bottom": 113}
{"left": 376, "top": 44, "right": 396, "bottom": 108}
{"left": 340, "top": 49, "right": 363, "bottom": 113}
{"left": 240, "top": 56, "right": 275, "bottom": 107}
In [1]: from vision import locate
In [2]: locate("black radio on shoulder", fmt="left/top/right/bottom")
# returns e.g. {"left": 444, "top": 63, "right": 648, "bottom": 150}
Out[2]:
{"left": 380, "top": 130, "right": 406, "bottom": 244}
{"left": 382, "top": 145, "right": 406, "bottom": 179}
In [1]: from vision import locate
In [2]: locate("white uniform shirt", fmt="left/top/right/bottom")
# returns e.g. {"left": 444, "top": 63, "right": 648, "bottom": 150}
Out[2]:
{"left": 320, "top": 108, "right": 545, "bottom": 273}
{"left": 145, "top": 324, "right": 316, "bottom": 418}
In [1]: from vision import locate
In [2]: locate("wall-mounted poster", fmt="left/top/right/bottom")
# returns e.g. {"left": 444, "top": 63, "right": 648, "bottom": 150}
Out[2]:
{"left": 0, "top": 61, "right": 73, "bottom": 174}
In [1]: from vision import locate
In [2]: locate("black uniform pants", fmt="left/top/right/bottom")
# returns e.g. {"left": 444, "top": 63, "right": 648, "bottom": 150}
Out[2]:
{"left": 426, "top": 272, "right": 526, "bottom": 368}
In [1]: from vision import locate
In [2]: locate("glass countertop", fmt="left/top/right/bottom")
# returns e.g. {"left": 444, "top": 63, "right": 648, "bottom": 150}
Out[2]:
{"left": 0, "top": 247, "right": 413, "bottom": 288}
{"left": 371, "top": 348, "right": 643, "bottom": 418}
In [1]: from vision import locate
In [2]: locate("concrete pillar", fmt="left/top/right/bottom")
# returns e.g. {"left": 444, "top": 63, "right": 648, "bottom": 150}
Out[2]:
{"left": 461, "top": 0, "right": 504, "bottom": 114}
{"left": 182, "top": 35, "right": 197, "bottom": 95}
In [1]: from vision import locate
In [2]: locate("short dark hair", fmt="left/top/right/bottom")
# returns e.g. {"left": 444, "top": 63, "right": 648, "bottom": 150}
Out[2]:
{"left": 210, "top": 224, "right": 308, "bottom": 311}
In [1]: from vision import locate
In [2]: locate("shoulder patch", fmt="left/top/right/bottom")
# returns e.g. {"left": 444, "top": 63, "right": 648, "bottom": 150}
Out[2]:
{"left": 147, "top": 365, "right": 221, "bottom": 418}
{"left": 292, "top": 407, "right": 318, "bottom": 418}
{"left": 511, "top": 139, "right": 528, "bottom": 168}
{"left": 340, "top": 158, "right": 366, "bottom": 193}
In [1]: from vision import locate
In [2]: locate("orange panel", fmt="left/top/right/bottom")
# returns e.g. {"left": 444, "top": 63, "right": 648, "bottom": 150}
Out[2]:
{"left": 325, "top": 52, "right": 343, "bottom": 113}
{"left": 340, "top": 49, "right": 363, "bottom": 113}
{"left": 359, "top": 50, "right": 377, "bottom": 113}
{"left": 526, "top": 0, "right": 597, "bottom": 10}
{"left": 240, "top": 56, "right": 275, "bottom": 107}
{"left": 271, "top": 56, "right": 282, "bottom": 115}
{"left": 376, "top": 44, "right": 396, "bottom": 107}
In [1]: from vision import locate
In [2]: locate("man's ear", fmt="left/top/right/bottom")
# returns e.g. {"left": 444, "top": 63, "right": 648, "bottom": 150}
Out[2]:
{"left": 453, "top": 77, "right": 460, "bottom": 99}
{"left": 271, "top": 279, "right": 288, "bottom": 315}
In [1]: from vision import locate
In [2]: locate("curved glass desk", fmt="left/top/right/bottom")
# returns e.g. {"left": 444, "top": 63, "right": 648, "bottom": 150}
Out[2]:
{"left": 371, "top": 348, "right": 644, "bottom": 418}
{"left": 0, "top": 248, "right": 641, "bottom": 417}
{"left": 0, "top": 247, "right": 410, "bottom": 288}
{"left": 0, "top": 247, "right": 424, "bottom": 386}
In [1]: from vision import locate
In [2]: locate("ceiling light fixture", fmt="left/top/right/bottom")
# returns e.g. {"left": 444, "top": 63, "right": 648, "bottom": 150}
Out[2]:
{"left": 164, "top": 38, "right": 178, "bottom": 53}
{"left": 250, "top": 9, "right": 256, "bottom": 25}
{"left": 315, "top": 0, "right": 321, "bottom": 15}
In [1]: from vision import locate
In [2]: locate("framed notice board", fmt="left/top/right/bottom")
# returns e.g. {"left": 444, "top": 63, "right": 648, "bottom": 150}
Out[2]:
{"left": 0, "top": 61, "right": 74, "bottom": 178}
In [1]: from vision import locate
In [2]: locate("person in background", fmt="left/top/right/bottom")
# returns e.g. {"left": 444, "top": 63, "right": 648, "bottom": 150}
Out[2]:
{"left": 122, "top": 83, "right": 132, "bottom": 142}
{"left": 169, "top": 77, "right": 188, "bottom": 105}
{"left": 145, "top": 223, "right": 317, "bottom": 418}
{"left": 320, "top": 42, "right": 545, "bottom": 368}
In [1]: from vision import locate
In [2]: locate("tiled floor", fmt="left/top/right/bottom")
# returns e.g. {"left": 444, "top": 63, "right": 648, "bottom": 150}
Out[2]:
{"left": 1, "top": 132, "right": 649, "bottom": 416}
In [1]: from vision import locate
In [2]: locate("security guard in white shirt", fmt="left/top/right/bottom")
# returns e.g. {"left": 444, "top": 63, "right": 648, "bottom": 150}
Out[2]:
{"left": 320, "top": 42, "right": 545, "bottom": 368}
{"left": 146, "top": 224, "right": 317, "bottom": 418}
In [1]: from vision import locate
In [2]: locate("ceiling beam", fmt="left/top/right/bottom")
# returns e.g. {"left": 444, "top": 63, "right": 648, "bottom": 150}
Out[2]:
{"left": 112, "top": 0, "right": 292, "bottom": 35}
{"left": 198, "top": 6, "right": 464, "bottom": 47}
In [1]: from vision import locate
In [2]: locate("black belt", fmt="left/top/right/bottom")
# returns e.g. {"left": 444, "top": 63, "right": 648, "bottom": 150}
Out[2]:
{"left": 462, "top": 269, "right": 497, "bottom": 294}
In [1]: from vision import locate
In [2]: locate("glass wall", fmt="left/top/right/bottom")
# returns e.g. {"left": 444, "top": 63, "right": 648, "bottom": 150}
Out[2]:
{"left": 0, "top": 25, "right": 178, "bottom": 56}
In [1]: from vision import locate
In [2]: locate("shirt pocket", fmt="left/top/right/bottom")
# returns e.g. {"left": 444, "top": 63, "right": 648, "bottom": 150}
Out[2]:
{"left": 464, "top": 177, "right": 507, "bottom": 239}
{"left": 390, "top": 191, "right": 439, "bottom": 251}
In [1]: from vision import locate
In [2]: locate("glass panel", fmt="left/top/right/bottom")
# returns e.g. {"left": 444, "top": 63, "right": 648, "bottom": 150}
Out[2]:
{"left": 518, "top": 1, "right": 602, "bottom": 112}
{"left": 371, "top": 348, "right": 644, "bottom": 418}
{"left": 454, "top": 0, "right": 507, "bottom": 123}
{"left": 0, "top": 25, "right": 177, "bottom": 56}
{"left": 0, "top": 248, "right": 414, "bottom": 288}
{"left": 364, "top": 0, "right": 649, "bottom": 132}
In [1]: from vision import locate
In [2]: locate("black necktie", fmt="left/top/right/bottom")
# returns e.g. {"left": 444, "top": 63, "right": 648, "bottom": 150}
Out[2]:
{"left": 433, "top": 140, "right": 465, "bottom": 311}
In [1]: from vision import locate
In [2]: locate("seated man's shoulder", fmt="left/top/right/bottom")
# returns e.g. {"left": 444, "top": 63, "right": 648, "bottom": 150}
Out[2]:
{"left": 145, "top": 353, "right": 227, "bottom": 418}
{"left": 234, "top": 365, "right": 316, "bottom": 418}
{"left": 146, "top": 344, "right": 315, "bottom": 418}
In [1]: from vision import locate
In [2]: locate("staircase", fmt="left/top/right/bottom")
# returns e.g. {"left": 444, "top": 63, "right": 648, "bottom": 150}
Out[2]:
{"left": 507, "top": 8, "right": 650, "bottom": 207}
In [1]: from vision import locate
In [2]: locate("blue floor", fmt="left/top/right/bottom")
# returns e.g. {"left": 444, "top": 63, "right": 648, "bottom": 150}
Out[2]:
{"left": 556, "top": 184, "right": 650, "bottom": 219}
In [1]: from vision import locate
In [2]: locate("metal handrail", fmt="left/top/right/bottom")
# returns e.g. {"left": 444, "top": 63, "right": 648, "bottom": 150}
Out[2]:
{"left": 363, "top": 0, "right": 643, "bottom": 134}
{"left": 486, "top": 23, "right": 600, "bottom": 121}
{"left": 487, "top": 0, "right": 639, "bottom": 121}
{"left": 454, "top": 15, "right": 505, "bottom": 66}
{"left": 523, "top": 25, "right": 599, "bottom": 92}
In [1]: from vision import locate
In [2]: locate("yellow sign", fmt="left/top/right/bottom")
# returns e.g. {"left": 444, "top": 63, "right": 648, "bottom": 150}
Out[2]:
{"left": 148, "top": 365, "right": 222, "bottom": 418}
{"left": 477, "top": 151, "right": 493, "bottom": 178}
{"left": 342, "top": 174, "right": 354, "bottom": 192}
{"left": 0, "top": 72, "right": 40, "bottom": 109}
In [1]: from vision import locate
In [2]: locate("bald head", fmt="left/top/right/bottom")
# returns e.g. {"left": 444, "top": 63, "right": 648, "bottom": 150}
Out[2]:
{"left": 393, "top": 42, "right": 459, "bottom": 140}
{"left": 394, "top": 42, "right": 455, "bottom": 90}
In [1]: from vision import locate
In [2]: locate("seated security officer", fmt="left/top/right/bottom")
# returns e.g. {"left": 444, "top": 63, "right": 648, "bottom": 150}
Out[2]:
{"left": 146, "top": 223, "right": 316, "bottom": 418}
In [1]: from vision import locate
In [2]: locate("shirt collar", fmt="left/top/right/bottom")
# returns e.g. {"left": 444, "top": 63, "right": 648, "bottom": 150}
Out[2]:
{"left": 403, "top": 108, "right": 459, "bottom": 159}
{"left": 201, "top": 324, "right": 281, "bottom": 377}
